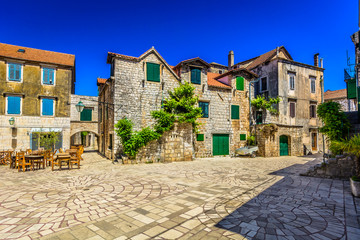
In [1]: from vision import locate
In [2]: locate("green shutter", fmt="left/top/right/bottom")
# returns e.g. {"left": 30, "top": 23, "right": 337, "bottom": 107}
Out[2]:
{"left": 347, "top": 78, "right": 357, "bottom": 99}
{"left": 199, "top": 102, "right": 209, "bottom": 118}
{"left": 197, "top": 134, "right": 204, "bottom": 141}
{"left": 147, "top": 63, "right": 160, "bottom": 82}
{"left": 80, "top": 108, "right": 92, "bottom": 121}
{"left": 191, "top": 68, "right": 201, "bottom": 84}
{"left": 213, "top": 134, "right": 229, "bottom": 156}
{"left": 236, "top": 77, "right": 244, "bottom": 91}
{"left": 240, "top": 134, "right": 246, "bottom": 141}
{"left": 231, "top": 105, "right": 240, "bottom": 119}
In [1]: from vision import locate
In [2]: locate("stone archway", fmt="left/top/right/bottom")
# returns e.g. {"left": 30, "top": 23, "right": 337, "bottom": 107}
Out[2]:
{"left": 70, "top": 130, "right": 99, "bottom": 151}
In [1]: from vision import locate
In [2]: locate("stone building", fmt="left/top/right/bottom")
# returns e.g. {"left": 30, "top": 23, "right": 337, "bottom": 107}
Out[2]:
{"left": 324, "top": 89, "right": 357, "bottom": 112}
{"left": 233, "top": 46, "right": 325, "bottom": 156}
{"left": 0, "top": 43, "right": 75, "bottom": 150}
{"left": 98, "top": 48, "right": 256, "bottom": 159}
{"left": 70, "top": 94, "right": 99, "bottom": 150}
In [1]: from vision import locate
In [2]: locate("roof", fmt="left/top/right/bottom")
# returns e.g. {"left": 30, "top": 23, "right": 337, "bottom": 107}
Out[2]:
{"left": 173, "top": 57, "right": 211, "bottom": 69}
{"left": 234, "top": 46, "right": 292, "bottom": 70}
{"left": 324, "top": 89, "right": 347, "bottom": 100}
{"left": 209, "top": 62, "right": 227, "bottom": 68}
{"left": 97, "top": 78, "right": 107, "bottom": 86}
{"left": 207, "top": 72, "right": 231, "bottom": 89}
{"left": 215, "top": 68, "right": 258, "bottom": 80}
{"left": 0, "top": 42, "right": 75, "bottom": 67}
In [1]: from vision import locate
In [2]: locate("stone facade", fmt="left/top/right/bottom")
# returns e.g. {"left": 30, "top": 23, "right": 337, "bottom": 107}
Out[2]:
{"left": 134, "top": 122, "right": 193, "bottom": 163}
{"left": 0, "top": 43, "right": 75, "bottom": 150}
{"left": 255, "top": 124, "right": 303, "bottom": 157}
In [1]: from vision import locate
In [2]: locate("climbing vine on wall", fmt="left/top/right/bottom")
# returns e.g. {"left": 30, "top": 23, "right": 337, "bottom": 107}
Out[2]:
{"left": 115, "top": 82, "right": 202, "bottom": 158}
{"left": 251, "top": 95, "right": 281, "bottom": 115}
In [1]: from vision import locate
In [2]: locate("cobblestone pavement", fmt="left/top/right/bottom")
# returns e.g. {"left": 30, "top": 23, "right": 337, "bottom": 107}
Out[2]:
{"left": 0, "top": 153, "right": 359, "bottom": 240}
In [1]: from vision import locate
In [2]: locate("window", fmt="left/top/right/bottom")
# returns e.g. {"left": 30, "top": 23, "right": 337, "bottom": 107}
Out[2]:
{"left": 196, "top": 134, "right": 204, "bottom": 141}
{"left": 41, "top": 98, "right": 54, "bottom": 116}
{"left": 256, "top": 111, "right": 263, "bottom": 124}
{"left": 146, "top": 62, "right": 160, "bottom": 82}
{"left": 236, "top": 76, "right": 244, "bottom": 91}
{"left": 99, "top": 106, "right": 102, "bottom": 123}
{"left": 219, "top": 70, "right": 223, "bottom": 74}
{"left": 240, "top": 134, "right": 246, "bottom": 141}
{"left": 109, "top": 134, "right": 113, "bottom": 150}
{"left": 231, "top": 105, "right": 240, "bottom": 119}
{"left": 289, "top": 73, "right": 295, "bottom": 90}
{"left": 191, "top": 68, "right": 201, "bottom": 84}
{"left": 42, "top": 67, "right": 55, "bottom": 85}
{"left": 310, "top": 77, "right": 316, "bottom": 93}
{"left": 80, "top": 108, "right": 92, "bottom": 121}
{"left": 310, "top": 104, "right": 316, "bottom": 118}
{"left": 199, "top": 102, "right": 209, "bottom": 118}
{"left": 260, "top": 77, "right": 268, "bottom": 92}
{"left": 8, "top": 63, "right": 22, "bottom": 82}
{"left": 289, "top": 102, "right": 296, "bottom": 118}
{"left": 7, "top": 96, "right": 21, "bottom": 115}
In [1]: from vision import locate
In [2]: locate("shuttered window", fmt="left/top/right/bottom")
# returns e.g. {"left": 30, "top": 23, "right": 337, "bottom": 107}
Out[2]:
{"left": 42, "top": 68, "right": 55, "bottom": 85}
{"left": 80, "top": 108, "right": 93, "bottom": 121}
{"left": 191, "top": 68, "right": 201, "bottom": 84}
{"left": 347, "top": 78, "right": 357, "bottom": 99}
{"left": 7, "top": 96, "right": 21, "bottom": 114}
{"left": 147, "top": 63, "right": 160, "bottom": 82}
{"left": 8, "top": 63, "right": 22, "bottom": 81}
{"left": 289, "top": 74, "right": 295, "bottom": 90}
{"left": 261, "top": 77, "right": 267, "bottom": 92}
{"left": 42, "top": 98, "right": 54, "bottom": 116}
{"left": 196, "top": 134, "right": 204, "bottom": 141}
{"left": 310, "top": 77, "right": 316, "bottom": 93}
{"left": 256, "top": 111, "right": 263, "bottom": 124}
{"left": 231, "top": 105, "right": 240, "bottom": 119}
{"left": 240, "top": 134, "right": 246, "bottom": 141}
{"left": 199, "top": 102, "right": 209, "bottom": 118}
{"left": 290, "top": 102, "right": 296, "bottom": 118}
{"left": 236, "top": 76, "right": 244, "bottom": 91}
{"left": 310, "top": 105, "right": 316, "bottom": 118}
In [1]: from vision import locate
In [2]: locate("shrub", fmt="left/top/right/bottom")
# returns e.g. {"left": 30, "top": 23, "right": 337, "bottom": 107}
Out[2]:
{"left": 247, "top": 135, "right": 256, "bottom": 146}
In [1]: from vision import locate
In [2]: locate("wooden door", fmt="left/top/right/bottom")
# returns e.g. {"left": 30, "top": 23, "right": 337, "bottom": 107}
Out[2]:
{"left": 213, "top": 134, "right": 229, "bottom": 156}
{"left": 280, "top": 135, "right": 289, "bottom": 156}
{"left": 312, "top": 133, "right": 317, "bottom": 152}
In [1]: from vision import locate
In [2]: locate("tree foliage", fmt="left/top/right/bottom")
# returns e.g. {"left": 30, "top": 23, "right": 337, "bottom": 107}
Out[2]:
{"left": 251, "top": 95, "right": 281, "bottom": 115}
{"left": 317, "top": 101, "right": 350, "bottom": 141}
{"left": 34, "top": 131, "right": 60, "bottom": 150}
{"left": 115, "top": 82, "right": 202, "bottom": 158}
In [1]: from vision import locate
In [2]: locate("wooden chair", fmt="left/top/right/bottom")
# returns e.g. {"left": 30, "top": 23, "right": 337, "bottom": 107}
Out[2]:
{"left": 78, "top": 145, "right": 84, "bottom": 160}
{"left": 17, "top": 152, "right": 31, "bottom": 172}
{"left": 49, "top": 152, "right": 58, "bottom": 171}
{"left": 69, "top": 151, "right": 81, "bottom": 169}
{"left": 59, "top": 148, "right": 64, "bottom": 153}
{"left": 4, "top": 151, "right": 11, "bottom": 165}
{"left": 26, "top": 149, "right": 32, "bottom": 155}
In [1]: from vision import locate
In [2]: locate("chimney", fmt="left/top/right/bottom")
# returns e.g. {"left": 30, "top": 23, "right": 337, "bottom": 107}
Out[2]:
{"left": 276, "top": 47, "right": 279, "bottom": 56}
{"left": 228, "top": 50, "right": 234, "bottom": 68}
{"left": 314, "top": 53, "right": 319, "bottom": 67}
{"left": 320, "top": 58, "right": 323, "bottom": 68}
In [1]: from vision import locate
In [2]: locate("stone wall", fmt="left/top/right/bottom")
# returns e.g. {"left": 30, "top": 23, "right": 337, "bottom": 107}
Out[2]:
{"left": 134, "top": 122, "right": 193, "bottom": 163}
{"left": 255, "top": 124, "right": 303, "bottom": 157}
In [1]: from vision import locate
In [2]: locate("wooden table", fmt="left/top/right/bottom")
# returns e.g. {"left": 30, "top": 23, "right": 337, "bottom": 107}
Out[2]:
{"left": 56, "top": 154, "right": 71, "bottom": 170}
{"left": 25, "top": 155, "right": 45, "bottom": 170}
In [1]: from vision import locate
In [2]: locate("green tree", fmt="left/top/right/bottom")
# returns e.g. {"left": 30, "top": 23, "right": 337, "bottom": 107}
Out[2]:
{"left": 35, "top": 131, "right": 61, "bottom": 150}
{"left": 317, "top": 101, "right": 350, "bottom": 141}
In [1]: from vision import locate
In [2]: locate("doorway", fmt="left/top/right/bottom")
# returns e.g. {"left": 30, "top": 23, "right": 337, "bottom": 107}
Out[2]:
{"left": 279, "top": 135, "right": 289, "bottom": 156}
{"left": 311, "top": 132, "right": 317, "bottom": 152}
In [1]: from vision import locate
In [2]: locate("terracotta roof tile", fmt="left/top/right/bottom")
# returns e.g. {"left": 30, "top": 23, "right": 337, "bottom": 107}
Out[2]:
{"left": 0, "top": 42, "right": 75, "bottom": 66}
{"left": 207, "top": 72, "right": 231, "bottom": 89}
{"left": 97, "top": 78, "right": 107, "bottom": 85}
{"left": 324, "top": 89, "right": 347, "bottom": 100}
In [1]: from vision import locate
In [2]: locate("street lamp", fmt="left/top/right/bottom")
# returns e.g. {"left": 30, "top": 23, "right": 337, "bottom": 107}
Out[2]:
{"left": 76, "top": 101, "right": 85, "bottom": 113}
{"left": 9, "top": 117, "right": 15, "bottom": 126}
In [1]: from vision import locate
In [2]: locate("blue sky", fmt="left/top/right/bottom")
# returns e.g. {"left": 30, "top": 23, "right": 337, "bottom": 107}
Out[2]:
{"left": 1, "top": 0, "right": 358, "bottom": 96}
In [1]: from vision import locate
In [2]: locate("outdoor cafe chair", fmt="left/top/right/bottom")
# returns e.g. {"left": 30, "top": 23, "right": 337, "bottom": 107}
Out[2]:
{"left": 69, "top": 151, "right": 81, "bottom": 169}
{"left": 17, "top": 152, "right": 31, "bottom": 172}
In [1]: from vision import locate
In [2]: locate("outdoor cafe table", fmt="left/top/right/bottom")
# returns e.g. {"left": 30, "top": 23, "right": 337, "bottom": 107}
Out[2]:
{"left": 56, "top": 153, "right": 71, "bottom": 170}
{"left": 24, "top": 155, "right": 45, "bottom": 170}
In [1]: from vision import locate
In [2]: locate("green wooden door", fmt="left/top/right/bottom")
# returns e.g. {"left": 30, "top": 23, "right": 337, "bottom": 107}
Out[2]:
{"left": 279, "top": 135, "right": 289, "bottom": 156}
{"left": 213, "top": 134, "right": 229, "bottom": 156}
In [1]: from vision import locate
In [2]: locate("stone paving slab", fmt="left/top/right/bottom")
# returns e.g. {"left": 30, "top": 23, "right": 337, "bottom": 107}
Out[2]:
{"left": 0, "top": 152, "right": 358, "bottom": 239}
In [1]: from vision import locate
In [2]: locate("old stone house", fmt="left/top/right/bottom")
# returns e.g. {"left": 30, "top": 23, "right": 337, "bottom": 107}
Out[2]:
{"left": 233, "top": 46, "right": 325, "bottom": 156}
{"left": 98, "top": 48, "right": 257, "bottom": 160}
{"left": 0, "top": 42, "right": 75, "bottom": 150}
{"left": 324, "top": 89, "right": 357, "bottom": 112}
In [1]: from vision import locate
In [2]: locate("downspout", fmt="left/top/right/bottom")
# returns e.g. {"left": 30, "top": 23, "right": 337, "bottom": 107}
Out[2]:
{"left": 320, "top": 66, "right": 326, "bottom": 155}
{"left": 249, "top": 78, "right": 260, "bottom": 144}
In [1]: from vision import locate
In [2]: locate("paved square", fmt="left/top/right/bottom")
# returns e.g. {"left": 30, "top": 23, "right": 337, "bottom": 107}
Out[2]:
{"left": 0, "top": 153, "right": 359, "bottom": 239}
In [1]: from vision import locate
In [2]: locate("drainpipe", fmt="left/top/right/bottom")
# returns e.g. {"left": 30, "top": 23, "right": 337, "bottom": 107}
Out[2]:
{"left": 249, "top": 78, "right": 260, "bottom": 144}
{"left": 320, "top": 73, "right": 326, "bottom": 156}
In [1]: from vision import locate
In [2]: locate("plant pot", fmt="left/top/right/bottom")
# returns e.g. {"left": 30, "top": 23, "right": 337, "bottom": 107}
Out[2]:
{"left": 350, "top": 177, "right": 360, "bottom": 197}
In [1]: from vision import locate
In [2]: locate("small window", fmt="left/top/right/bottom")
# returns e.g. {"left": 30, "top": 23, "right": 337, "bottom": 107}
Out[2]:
{"left": 310, "top": 77, "right": 316, "bottom": 93}
{"left": 146, "top": 62, "right": 160, "bottom": 82}
{"left": 260, "top": 77, "right": 268, "bottom": 92}
{"left": 310, "top": 104, "right": 316, "bottom": 118}
{"left": 219, "top": 70, "right": 223, "bottom": 74}
{"left": 240, "top": 134, "right": 246, "bottom": 141}
{"left": 109, "top": 134, "right": 113, "bottom": 150}
{"left": 236, "top": 76, "right": 244, "bottom": 91}
{"left": 191, "top": 68, "right": 201, "bottom": 84}
{"left": 289, "top": 102, "right": 296, "bottom": 118}
{"left": 199, "top": 102, "right": 209, "bottom": 118}
{"left": 196, "top": 134, "right": 204, "bottom": 141}
{"left": 289, "top": 74, "right": 295, "bottom": 90}
{"left": 8, "top": 63, "right": 22, "bottom": 82}
{"left": 256, "top": 111, "right": 263, "bottom": 124}
{"left": 42, "top": 98, "right": 54, "bottom": 116}
{"left": 80, "top": 108, "right": 93, "bottom": 121}
{"left": 7, "top": 96, "right": 21, "bottom": 115}
{"left": 231, "top": 105, "right": 240, "bottom": 119}
{"left": 42, "top": 67, "right": 55, "bottom": 85}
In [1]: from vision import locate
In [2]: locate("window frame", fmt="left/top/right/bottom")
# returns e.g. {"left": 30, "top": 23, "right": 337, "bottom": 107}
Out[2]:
{"left": 289, "top": 73, "right": 295, "bottom": 90}
{"left": 199, "top": 101, "right": 209, "bottom": 118}
{"left": 40, "top": 98, "right": 55, "bottom": 117}
{"left": 310, "top": 104, "right": 317, "bottom": 118}
{"left": 6, "top": 95, "right": 22, "bottom": 115}
{"left": 260, "top": 76, "right": 268, "bottom": 92}
{"left": 41, "top": 67, "right": 56, "bottom": 86}
{"left": 289, "top": 101, "right": 296, "bottom": 118}
{"left": 6, "top": 62, "right": 23, "bottom": 82}
{"left": 310, "top": 77, "right": 316, "bottom": 93}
